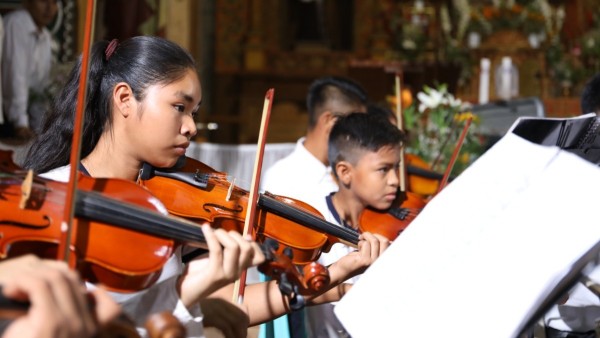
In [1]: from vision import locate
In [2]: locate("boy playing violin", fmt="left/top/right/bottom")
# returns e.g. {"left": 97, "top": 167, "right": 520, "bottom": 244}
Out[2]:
{"left": 305, "top": 112, "right": 405, "bottom": 337}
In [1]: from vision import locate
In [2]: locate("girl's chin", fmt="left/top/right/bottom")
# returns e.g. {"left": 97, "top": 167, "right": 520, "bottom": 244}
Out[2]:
{"left": 149, "top": 157, "right": 180, "bottom": 169}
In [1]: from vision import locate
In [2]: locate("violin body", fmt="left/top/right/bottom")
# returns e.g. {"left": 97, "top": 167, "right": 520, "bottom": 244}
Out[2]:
{"left": 141, "top": 162, "right": 332, "bottom": 265}
{"left": 0, "top": 171, "right": 175, "bottom": 292}
{"left": 405, "top": 153, "right": 440, "bottom": 198}
{"left": 359, "top": 190, "right": 426, "bottom": 241}
{"left": 139, "top": 157, "right": 359, "bottom": 266}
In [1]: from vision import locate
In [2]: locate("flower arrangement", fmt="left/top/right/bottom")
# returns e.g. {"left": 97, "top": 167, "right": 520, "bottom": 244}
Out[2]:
{"left": 455, "top": 0, "right": 561, "bottom": 44}
{"left": 398, "top": 84, "right": 484, "bottom": 176}
{"left": 383, "top": 0, "right": 429, "bottom": 62}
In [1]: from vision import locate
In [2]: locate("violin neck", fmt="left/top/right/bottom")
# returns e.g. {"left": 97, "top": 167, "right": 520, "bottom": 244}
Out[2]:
{"left": 258, "top": 194, "right": 359, "bottom": 246}
{"left": 76, "top": 190, "right": 206, "bottom": 246}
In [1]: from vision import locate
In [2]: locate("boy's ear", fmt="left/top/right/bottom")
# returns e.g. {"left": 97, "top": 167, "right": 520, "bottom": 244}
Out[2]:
{"left": 335, "top": 160, "right": 353, "bottom": 187}
{"left": 113, "top": 82, "right": 134, "bottom": 117}
{"left": 320, "top": 110, "right": 339, "bottom": 129}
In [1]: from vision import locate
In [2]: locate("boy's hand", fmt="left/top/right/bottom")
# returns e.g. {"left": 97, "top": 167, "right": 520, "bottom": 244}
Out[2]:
{"left": 331, "top": 232, "right": 390, "bottom": 281}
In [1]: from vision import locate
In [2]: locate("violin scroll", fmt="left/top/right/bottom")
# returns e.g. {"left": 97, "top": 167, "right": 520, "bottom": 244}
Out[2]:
{"left": 257, "top": 238, "right": 330, "bottom": 310}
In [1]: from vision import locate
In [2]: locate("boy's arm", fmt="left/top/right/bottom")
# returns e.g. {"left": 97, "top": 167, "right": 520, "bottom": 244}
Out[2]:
{"left": 206, "top": 231, "right": 389, "bottom": 325}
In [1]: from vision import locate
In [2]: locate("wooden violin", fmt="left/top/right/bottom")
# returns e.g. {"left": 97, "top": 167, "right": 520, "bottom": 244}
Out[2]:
{"left": 138, "top": 156, "right": 361, "bottom": 266}
{"left": 0, "top": 165, "right": 328, "bottom": 309}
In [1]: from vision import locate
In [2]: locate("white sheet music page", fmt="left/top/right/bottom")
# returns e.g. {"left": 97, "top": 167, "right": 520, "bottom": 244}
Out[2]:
{"left": 334, "top": 132, "right": 600, "bottom": 338}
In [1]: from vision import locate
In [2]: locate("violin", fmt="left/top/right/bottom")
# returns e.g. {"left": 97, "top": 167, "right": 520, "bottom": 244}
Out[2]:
{"left": 405, "top": 153, "right": 443, "bottom": 198}
{"left": 357, "top": 153, "right": 443, "bottom": 240}
{"left": 358, "top": 190, "right": 426, "bottom": 241}
{"left": 0, "top": 152, "right": 329, "bottom": 313}
{"left": 138, "top": 156, "right": 361, "bottom": 266}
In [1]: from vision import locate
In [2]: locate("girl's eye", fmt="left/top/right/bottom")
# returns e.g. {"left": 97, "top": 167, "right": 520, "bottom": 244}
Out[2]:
{"left": 191, "top": 111, "right": 198, "bottom": 119}
{"left": 174, "top": 105, "right": 185, "bottom": 113}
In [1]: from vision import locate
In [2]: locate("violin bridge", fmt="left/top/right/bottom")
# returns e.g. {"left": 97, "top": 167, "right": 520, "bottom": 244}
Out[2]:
{"left": 226, "top": 178, "right": 235, "bottom": 201}
{"left": 19, "top": 170, "right": 34, "bottom": 209}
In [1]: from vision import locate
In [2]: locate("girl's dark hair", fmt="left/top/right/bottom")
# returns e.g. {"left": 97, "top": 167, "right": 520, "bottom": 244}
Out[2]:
{"left": 328, "top": 112, "right": 405, "bottom": 177}
{"left": 24, "top": 36, "right": 196, "bottom": 173}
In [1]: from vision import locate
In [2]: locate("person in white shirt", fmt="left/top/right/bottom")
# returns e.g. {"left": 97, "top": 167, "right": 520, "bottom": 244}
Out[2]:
{"left": 2, "top": 0, "right": 57, "bottom": 140}
{"left": 261, "top": 76, "right": 368, "bottom": 217}
{"left": 23, "top": 36, "right": 387, "bottom": 338}
{"left": 303, "top": 112, "right": 403, "bottom": 337}
{"left": 261, "top": 76, "right": 368, "bottom": 337}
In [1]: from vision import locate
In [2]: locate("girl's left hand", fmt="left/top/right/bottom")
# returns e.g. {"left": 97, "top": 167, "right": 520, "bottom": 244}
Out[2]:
{"left": 178, "top": 224, "right": 265, "bottom": 307}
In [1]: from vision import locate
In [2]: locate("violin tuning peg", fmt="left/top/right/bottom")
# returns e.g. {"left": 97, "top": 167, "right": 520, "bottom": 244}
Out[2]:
{"left": 263, "top": 237, "right": 279, "bottom": 251}
{"left": 283, "top": 247, "right": 293, "bottom": 260}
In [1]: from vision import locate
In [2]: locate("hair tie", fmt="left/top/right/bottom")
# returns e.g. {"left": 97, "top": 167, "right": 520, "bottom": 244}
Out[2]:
{"left": 105, "top": 39, "right": 119, "bottom": 61}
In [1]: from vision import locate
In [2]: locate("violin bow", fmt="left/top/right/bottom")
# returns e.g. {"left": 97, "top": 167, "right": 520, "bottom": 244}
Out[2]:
{"left": 394, "top": 73, "right": 408, "bottom": 194}
{"left": 434, "top": 116, "right": 472, "bottom": 195}
{"left": 57, "top": 0, "right": 97, "bottom": 264}
{"left": 232, "top": 88, "right": 275, "bottom": 304}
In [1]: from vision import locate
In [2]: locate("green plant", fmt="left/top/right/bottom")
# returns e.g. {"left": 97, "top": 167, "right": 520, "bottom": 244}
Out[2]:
{"left": 402, "top": 84, "right": 484, "bottom": 175}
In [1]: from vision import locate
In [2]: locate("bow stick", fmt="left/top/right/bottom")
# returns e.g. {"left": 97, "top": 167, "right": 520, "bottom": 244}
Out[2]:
{"left": 232, "top": 88, "right": 275, "bottom": 304}
{"left": 57, "top": 0, "right": 96, "bottom": 264}
{"left": 394, "top": 73, "right": 409, "bottom": 195}
{"left": 434, "top": 116, "right": 472, "bottom": 195}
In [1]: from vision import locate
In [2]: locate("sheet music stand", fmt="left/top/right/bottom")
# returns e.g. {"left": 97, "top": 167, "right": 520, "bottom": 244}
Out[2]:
{"left": 516, "top": 240, "right": 600, "bottom": 337}
{"left": 509, "top": 115, "right": 600, "bottom": 336}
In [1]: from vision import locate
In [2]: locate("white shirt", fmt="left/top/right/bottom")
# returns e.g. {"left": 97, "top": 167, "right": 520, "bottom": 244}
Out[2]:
{"left": 41, "top": 165, "right": 205, "bottom": 338}
{"left": 545, "top": 266, "right": 600, "bottom": 332}
{"left": 261, "top": 137, "right": 338, "bottom": 209}
{"left": 305, "top": 195, "right": 355, "bottom": 338}
{"left": 2, "top": 8, "right": 53, "bottom": 128}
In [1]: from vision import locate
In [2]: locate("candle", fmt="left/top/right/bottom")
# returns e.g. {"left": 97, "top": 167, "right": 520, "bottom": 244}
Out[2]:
{"left": 479, "top": 58, "right": 490, "bottom": 104}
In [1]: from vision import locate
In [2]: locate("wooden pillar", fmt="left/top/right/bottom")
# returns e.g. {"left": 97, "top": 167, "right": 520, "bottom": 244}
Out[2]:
{"left": 244, "top": 0, "right": 265, "bottom": 70}
{"left": 165, "top": 0, "right": 192, "bottom": 51}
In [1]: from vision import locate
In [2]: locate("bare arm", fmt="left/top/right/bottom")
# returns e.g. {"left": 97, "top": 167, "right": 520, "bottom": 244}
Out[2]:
{"left": 206, "top": 231, "right": 389, "bottom": 325}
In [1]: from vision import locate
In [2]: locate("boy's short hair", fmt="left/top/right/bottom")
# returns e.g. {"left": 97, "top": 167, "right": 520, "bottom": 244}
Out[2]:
{"left": 367, "top": 103, "right": 397, "bottom": 125}
{"left": 581, "top": 73, "right": 600, "bottom": 115}
{"left": 306, "top": 76, "right": 368, "bottom": 128}
{"left": 328, "top": 112, "right": 405, "bottom": 175}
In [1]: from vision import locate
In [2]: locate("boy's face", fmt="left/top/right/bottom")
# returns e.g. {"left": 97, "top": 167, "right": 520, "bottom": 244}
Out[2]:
{"left": 347, "top": 145, "right": 400, "bottom": 210}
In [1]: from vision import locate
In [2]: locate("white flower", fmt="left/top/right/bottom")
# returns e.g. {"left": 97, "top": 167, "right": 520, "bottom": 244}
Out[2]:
{"left": 445, "top": 94, "right": 463, "bottom": 108}
{"left": 402, "top": 39, "right": 417, "bottom": 50}
{"left": 586, "top": 37, "right": 595, "bottom": 48}
{"left": 417, "top": 89, "right": 444, "bottom": 112}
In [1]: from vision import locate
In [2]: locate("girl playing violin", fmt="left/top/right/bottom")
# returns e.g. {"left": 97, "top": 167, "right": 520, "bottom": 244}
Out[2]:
{"left": 23, "top": 36, "right": 262, "bottom": 337}
{"left": 305, "top": 112, "right": 404, "bottom": 337}
{"left": 23, "top": 36, "right": 389, "bottom": 337}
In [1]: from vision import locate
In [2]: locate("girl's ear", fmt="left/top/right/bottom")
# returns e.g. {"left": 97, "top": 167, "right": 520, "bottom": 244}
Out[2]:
{"left": 335, "top": 160, "right": 353, "bottom": 187}
{"left": 113, "top": 82, "right": 134, "bottom": 117}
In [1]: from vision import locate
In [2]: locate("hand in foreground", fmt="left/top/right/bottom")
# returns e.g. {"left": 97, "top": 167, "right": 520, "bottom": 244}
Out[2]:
{"left": 178, "top": 224, "right": 265, "bottom": 307}
{"left": 200, "top": 298, "right": 249, "bottom": 338}
{"left": 0, "top": 255, "right": 122, "bottom": 338}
